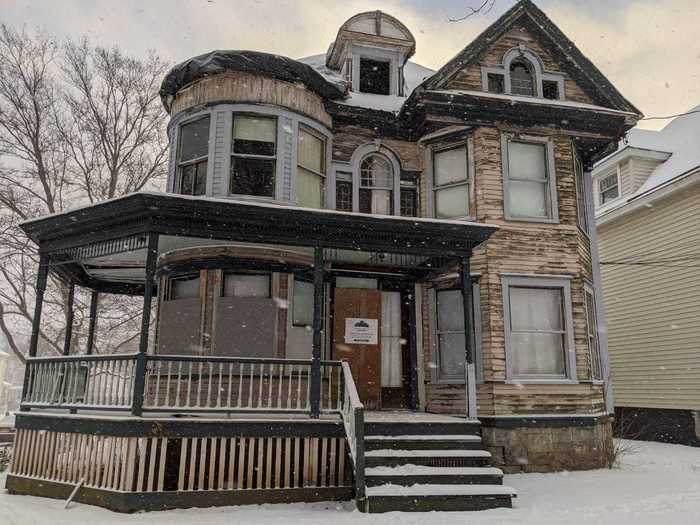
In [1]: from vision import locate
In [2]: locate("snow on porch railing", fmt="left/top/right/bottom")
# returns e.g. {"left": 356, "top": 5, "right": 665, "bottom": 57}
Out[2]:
{"left": 339, "top": 361, "right": 365, "bottom": 503}
{"left": 142, "top": 355, "right": 343, "bottom": 413}
{"left": 21, "top": 353, "right": 138, "bottom": 410}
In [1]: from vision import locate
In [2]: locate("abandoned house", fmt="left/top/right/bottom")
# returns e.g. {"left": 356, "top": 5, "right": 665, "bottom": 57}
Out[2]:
{"left": 6, "top": 0, "right": 642, "bottom": 513}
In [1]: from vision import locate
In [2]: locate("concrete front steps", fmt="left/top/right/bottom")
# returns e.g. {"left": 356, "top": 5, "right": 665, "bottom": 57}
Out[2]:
{"left": 361, "top": 417, "right": 516, "bottom": 513}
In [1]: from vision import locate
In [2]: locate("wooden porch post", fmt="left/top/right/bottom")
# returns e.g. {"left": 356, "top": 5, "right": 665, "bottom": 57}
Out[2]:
{"left": 460, "top": 254, "right": 477, "bottom": 420}
{"left": 62, "top": 282, "right": 75, "bottom": 356}
{"left": 132, "top": 232, "right": 159, "bottom": 417}
{"left": 85, "top": 291, "right": 99, "bottom": 355}
{"left": 310, "top": 246, "right": 324, "bottom": 418}
{"left": 21, "top": 254, "right": 50, "bottom": 411}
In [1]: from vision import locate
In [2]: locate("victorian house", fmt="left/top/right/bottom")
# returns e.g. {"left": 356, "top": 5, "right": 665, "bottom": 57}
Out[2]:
{"left": 7, "top": 0, "right": 641, "bottom": 513}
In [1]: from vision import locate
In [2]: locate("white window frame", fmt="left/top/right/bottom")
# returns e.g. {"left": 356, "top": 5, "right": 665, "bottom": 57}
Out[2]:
{"left": 346, "top": 144, "right": 402, "bottom": 215}
{"left": 174, "top": 114, "right": 213, "bottom": 196}
{"left": 597, "top": 169, "right": 620, "bottom": 206}
{"left": 428, "top": 281, "right": 482, "bottom": 384}
{"left": 296, "top": 124, "right": 327, "bottom": 208}
{"left": 350, "top": 44, "right": 401, "bottom": 96}
{"left": 429, "top": 140, "right": 475, "bottom": 220}
{"left": 501, "top": 275, "right": 577, "bottom": 383}
{"left": 229, "top": 113, "right": 279, "bottom": 200}
{"left": 501, "top": 134, "right": 559, "bottom": 223}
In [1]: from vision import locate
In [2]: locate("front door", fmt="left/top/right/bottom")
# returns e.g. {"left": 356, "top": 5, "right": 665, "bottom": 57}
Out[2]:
{"left": 333, "top": 287, "right": 382, "bottom": 409}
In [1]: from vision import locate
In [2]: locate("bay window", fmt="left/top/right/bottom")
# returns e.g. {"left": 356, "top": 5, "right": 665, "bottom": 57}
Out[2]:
{"left": 176, "top": 117, "right": 210, "bottom": 196}
{"left": 230, "top": 115, "right": 277, "bottom": 197}
{"left": 503, "top": 136, "right": 558, "bottom": 222}
{"left": 433, "top": 145, "right": 470, "bottom": 218}
{"left": 297, "top": 126, "right": 326, "bottom": 208}
{"left": 502, "top": 276, "right": 576, "bottom": 381}
{"left": 360, "top": 154, "right": 393, "bottom": 215}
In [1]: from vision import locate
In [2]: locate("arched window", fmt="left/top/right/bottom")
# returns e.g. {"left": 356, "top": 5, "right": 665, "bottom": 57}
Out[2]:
{"left": 360, "top": 154, "right": 393, "bottom": 214}
{"left": 509, "top": 60, "right": 535, "bottom": 97}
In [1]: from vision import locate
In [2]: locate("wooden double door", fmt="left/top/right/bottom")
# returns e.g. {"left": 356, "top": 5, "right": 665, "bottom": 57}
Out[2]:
{"left": 332, "top": 284, "right": 413, "bottom": 410}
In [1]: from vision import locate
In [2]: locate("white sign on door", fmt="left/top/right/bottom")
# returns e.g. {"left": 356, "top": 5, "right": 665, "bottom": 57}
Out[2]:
{"left": 344, "top": 318, "right": 379, "bottom": 345}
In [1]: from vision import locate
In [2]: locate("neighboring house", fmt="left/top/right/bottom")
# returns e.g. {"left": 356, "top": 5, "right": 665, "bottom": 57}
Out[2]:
{"left": 7, "top": 1, "right": 641, "bottom": 514}
{"left": 593, "top": 107, "right": 700, "bottom": 446}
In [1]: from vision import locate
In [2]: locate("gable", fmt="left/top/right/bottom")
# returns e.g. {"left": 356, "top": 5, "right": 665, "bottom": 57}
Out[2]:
{"left": 445, "top": 25, "right": 593, "bottom": 105}
{"left": 423, "top": 0, "right": 641, "bottom": 115}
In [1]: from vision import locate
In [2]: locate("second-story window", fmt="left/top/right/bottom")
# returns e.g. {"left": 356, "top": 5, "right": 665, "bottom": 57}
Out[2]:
{"left": 574, "top": 152, "right": 589, "bottom": 233}
{"left": 360, "top": 154, "right": 393, "bottom": 214}
{"left": 297, "top": 126, "right": 326, "bottom": 208}
{"left": 230, "top": 115, "right": 277, "bottom": 198}
{"left": 433, "top": 145, "right": 469, "bottom": 219}
{"left": 176, "top": 117, "right": 210, "bottom": 196}
{"left": 599, "top": 172, "right": 619, "bottom": 204}
{"left": 359, "top": 58, "right": 391, "bottom": 95}
{"left": 400, "top": 174, "right": 418, "bottom": 217}
{"left": 335, "top": 171, "right": 353, "bottom": 212}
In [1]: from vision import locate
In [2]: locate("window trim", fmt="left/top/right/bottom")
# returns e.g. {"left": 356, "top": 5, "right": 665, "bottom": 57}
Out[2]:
{"left": 347, "top": 144, "right": 402, "bottom": 215}
{"left": 428, "top": 280, "right": 482, "bottom": 385}
{"left": 426, "top": 138, "right": 475, "bottom": 220}
{"left": 175, "top": 115, "right": 212, "bottom": 196}
{"left": 583, "top": 282, "right": 604, "bottom": 383}
{"left": 501, "top": 275, "right": 577, "bottom": 383}
{"left": 164, "top": 272, "right": 202, "bottom": 302}
{"left": 597, "top": 168, "right": 620, "bottom": 206}
{"left": 573, "top": 149, "right": 590, "bottom": 235}
{"left": 349, "top": 45, "right": 400, "bottom": 96}
{"left": 229, "top": 112, "right": 278, "bottom": 200}
{"left": 220, "top": 271, "right": 272, "bottom": 299}
{"left": 296, "top": 124, "right": 327, "bottom": 208}
{"left": 501, "top": 133, "right": 559, "bottom": 224}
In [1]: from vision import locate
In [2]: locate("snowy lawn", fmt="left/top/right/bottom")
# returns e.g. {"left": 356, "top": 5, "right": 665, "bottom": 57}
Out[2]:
{"left": 1, "top": 440, "right": 699, "bottom": 525}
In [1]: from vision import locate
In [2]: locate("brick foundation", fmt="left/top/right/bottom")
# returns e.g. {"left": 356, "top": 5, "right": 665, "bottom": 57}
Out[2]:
{"left": 481, "top": 418, "right": 613, "bottom": 473}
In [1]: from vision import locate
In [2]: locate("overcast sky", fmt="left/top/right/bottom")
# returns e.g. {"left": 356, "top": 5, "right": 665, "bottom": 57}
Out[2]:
{"left": 3, "top": 0, "right": 699, "bottom": 130}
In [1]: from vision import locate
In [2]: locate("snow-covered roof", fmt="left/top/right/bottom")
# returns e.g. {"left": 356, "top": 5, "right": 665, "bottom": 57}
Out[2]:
{"left": 298, "top": 54, "right": 434, "bottom": 113}
{"left": 595, "top": 104, "right": 700, "bottom": 221}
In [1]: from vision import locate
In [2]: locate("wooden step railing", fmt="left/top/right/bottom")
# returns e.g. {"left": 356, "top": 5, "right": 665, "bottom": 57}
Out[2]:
{"left": 339, "top": 361, "right": 365, "bottom": 504}
{"left": 21, "top": 354, "right": 342, "bottom": 415}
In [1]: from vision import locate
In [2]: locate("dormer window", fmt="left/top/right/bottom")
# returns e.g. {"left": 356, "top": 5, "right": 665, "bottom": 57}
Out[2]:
{"left": 509, "top": 60, "right": 535, "bottom": 96}
{"left": 359, "top": 58, "right": 391, "bottom": 95}
{"left": 599, "top": 172, "right": 619, "bottom": 204}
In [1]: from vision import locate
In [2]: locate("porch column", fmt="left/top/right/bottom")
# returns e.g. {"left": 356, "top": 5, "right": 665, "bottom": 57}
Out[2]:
{"left": 21, "top": 253, "right": 50, "bottom": 411}
{"left": 132, "top": 232, "right": 159, "bottom": 417}
{"left": 310, "top": 246, "right": 324, "bottom": 418}
{"left": 460, "top": 254, "right": 477, "bottom": 419}
{"left": 62, "top": 282, "right": 75, "bottom": 356}
{"left": 85, "top": 291, "right": 99, "bottom": 355}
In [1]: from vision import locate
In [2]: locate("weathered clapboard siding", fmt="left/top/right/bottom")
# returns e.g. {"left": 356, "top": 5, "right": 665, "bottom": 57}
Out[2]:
{"left": 446, "top": 26, "right": 594, "bottom": 105}
{"left": 331, "top": 125, "right": 423, "bottom": 171}
{"left": 599, "top": 182, "right": 700, "bottom": 411}
{"left": 422, "top": 125, "right": 601, "bottom": 415}
{"left": 170, "top": 72, "right": 332, "bottom": 127}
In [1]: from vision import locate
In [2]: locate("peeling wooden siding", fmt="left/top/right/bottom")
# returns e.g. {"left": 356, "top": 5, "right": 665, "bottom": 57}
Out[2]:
{"left": 446, "top": 26, "right": 594, "bottom": 105}
{"left": 599, "top": 183, "right": 700, "bottom": 410}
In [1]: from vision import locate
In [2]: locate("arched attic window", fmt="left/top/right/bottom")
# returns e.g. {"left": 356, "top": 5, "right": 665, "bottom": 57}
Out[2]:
{"left": 360, "top": 154, "right": 394, "bottom": 214}
{"left": 510, "top": 60, "right": 536, "bottom": 97}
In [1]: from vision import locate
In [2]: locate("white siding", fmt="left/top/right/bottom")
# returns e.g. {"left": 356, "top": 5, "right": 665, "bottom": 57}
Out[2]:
{"left": 598, "top": 183, "right": 700, "bottom": 410}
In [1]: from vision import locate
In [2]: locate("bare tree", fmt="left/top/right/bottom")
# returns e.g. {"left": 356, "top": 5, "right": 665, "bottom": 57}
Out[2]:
{"left": 448, "top": 0, "right": 497, "bottom": 22}
{"left": 0, "top": 24, "right": 168, "bottom": 364}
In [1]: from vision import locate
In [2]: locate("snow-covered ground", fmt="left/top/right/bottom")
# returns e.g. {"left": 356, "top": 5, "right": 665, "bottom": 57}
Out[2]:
{"left": 1, "top": 440, "right": 698, "bottom": 525}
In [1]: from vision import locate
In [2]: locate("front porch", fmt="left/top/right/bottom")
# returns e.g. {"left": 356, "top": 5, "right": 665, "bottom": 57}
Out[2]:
{"left": 9, "top": 192, "right": 513, "bottom": 512}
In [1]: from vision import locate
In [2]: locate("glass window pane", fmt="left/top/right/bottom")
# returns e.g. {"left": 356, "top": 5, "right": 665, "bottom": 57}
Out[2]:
{"left": 293, "top": 280, "right": 314, "bottom": 326}
{"left": 179, "top": 117, "right": 210, "bottom": 162}
{"left": 438, "top": 333, "right": 466, "bottom": 376}
{"left": 170, "top": 275, "right": 200, "bottom": 300}
{"left": 508, "top": 142, "right": 547, "bottom": 181}
{"left": 193, "top": 161, "right": 207, "bottom": 196}
{"left": 510, "top": 287, "right": 563, "bottom": 331}
{"left": 435, "top": 185, "right": 469, "bottom": 218}
{"left": 508, "top": 180, "right": 548, "bottom": 218}
{"left": 179, "top": 164, "right": 194, "bottom": 195}
{"left": 511, "top": 332, "right": 565, "bottom": 375}
{"left": 437, "top": 290, "right": 465, "bottom": 332}
{"left": 230, "top": 157, "right": 275, "bottom": 197}
{"left": 223, "top": 274, "right": 270, "bottom": 297}
{"left": 232, "top": 115, "right": 276, "bottom": 156}
{"left": 359, "top": 188, "right": 392, "bottom": 214}
{"left": 297, "top": 168, "right": 323, "bottom": 208}
{"left": 336, "top": 180, "right": 352, "bottom": 212}
{"left": 361, "top": 156, "right": 393, "bottom": 188}
{"left": 434, "top": 146, "right": 467, "bottom": 186}
{"left": 298, "top": 129, "right": 324, "bottom": 173}
{"left": 400, "top": 188, "right": 417, "bottom": 217}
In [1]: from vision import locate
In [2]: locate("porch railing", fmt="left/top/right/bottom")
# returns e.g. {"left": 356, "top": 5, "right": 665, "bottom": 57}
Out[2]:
{"left": 21, "top": 353, "right": 342, "bottom": 415}
{"left": 339, "top": 361, "right": 365, "bottom": 504}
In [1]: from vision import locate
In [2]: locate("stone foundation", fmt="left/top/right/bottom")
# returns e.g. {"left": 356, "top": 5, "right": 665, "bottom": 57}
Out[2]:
{"left": 481, "top": 417, "right": 613, "bottom": 473}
